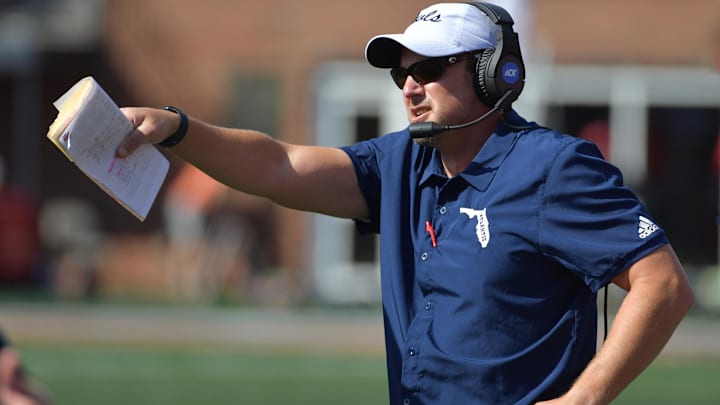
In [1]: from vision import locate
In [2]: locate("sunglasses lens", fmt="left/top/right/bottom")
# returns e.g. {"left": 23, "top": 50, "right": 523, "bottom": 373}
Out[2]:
{"left": 411, "top": 60, "right": 443, "bottom": 84}
{"left": 390, "top": 67, "right": 407, "bottom": 89}
{"left": 390, "top": 57, "right": 451, "bottom": 89}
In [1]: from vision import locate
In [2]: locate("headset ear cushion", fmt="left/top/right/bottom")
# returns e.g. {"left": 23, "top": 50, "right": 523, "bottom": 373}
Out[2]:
{"left": 473, "top": 48, "right": 496, "bottom": 106}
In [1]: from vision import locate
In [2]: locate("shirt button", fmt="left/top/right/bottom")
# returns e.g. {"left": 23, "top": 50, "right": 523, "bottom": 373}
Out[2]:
{"left": 439, "top": 206, "right": 447, "bottom": 215}
{"left": 403, "top": 399, "right": 411, "bottom": 405}
{"left": 420, "top": 252, "right": 429, "bottom": 261}
{"left": 409, "top": 347, "right": 417, "bottom": 356}
{"left": 424, "top": 302, "right": 432, "bottom": 311}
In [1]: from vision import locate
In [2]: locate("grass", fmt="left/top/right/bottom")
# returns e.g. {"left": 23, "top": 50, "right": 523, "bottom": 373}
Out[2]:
{"left": 615, "top": 358, "right": 720, "bottom": 404}
{"left": 19, "top": 344, "right": 389, "bottom": 405}
{"left": 17, "top": 343, "right": 720, "bottom": 405}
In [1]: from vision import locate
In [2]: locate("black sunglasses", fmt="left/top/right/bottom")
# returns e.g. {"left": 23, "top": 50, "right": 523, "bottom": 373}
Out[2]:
{"left": 390, "top": 54, "right": 467, "bottom": 89}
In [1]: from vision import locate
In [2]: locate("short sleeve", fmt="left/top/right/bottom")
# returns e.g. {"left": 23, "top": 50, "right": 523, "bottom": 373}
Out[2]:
{"left": 538, "top": 138, "right": 668, "bottom": 291}
{"left": 340, "top": 142, "right": 383, "bottom": 234}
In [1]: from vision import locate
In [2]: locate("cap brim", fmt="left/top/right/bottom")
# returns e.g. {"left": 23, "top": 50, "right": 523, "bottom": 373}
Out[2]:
{"left": 365, "top": 33, "right": 467, "bottom": 68}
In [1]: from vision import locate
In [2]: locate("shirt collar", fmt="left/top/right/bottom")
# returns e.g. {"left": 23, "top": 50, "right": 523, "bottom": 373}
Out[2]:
{"left": 418, "top": 148, "right": 445, "bottom": 187}
{"left": 418, "top": 111, "right": 530, "bottom": 191}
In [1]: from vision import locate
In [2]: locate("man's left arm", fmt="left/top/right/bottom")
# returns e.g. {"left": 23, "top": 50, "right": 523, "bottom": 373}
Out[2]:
{"left": 538, "top": 244, "right": 695, "bottom": 405}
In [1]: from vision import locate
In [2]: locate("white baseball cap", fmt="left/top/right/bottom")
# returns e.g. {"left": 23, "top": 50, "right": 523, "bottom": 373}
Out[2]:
{"left": 365, "top": 3, "right": 501, "bottom": 68}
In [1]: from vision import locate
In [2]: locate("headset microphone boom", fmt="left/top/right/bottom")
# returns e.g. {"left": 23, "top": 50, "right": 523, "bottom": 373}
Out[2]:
{"left": 408, "top": 88, "right": 515, "bottom": 139}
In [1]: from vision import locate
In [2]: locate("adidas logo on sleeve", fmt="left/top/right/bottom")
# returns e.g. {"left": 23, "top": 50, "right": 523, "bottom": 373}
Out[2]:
{"left": 638, "top": 216, "right": 659, "bottom": 239}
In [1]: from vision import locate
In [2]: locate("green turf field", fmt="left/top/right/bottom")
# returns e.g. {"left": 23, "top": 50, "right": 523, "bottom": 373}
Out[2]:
{"left": 20, "top": 345, "right": 389, "bottom": 405}
{"left": 615, "top": 358, "right": 720, "bottom": 404}
{"left": 17, "top": 344, "right": 720, "bottom": 404}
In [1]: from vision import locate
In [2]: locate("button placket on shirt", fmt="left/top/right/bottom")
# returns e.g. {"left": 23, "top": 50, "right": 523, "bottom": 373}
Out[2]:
{"left": 433, "top": 205, "right": 448, "bottom": 245}
{"left": 406, "top": 190, "right": 447, "bottom": 403}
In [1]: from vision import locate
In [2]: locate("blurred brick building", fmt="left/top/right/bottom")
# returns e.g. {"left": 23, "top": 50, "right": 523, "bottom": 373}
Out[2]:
{"left": 1, "top": 0, "right": 720, "bottom": 303}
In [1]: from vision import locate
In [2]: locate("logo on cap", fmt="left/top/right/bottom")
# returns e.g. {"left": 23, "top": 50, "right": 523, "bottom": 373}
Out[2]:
{"left": 415, "top": 10, "right": 442, "bottom": 23}
{"left": 502, "top": 62, "right": 520, "bottom": 85}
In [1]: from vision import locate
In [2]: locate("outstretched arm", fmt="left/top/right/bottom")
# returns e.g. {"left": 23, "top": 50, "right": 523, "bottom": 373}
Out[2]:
{"left": 117, "top": 107, "right": 368, "bottom": 219}
{"left": 538, "top": 244, "right": 694, "bottom": 405}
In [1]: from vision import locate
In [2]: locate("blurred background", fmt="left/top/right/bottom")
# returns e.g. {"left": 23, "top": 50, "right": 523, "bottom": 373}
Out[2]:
{"left": 1, "top": 0, "right": 720, "bottom": 404}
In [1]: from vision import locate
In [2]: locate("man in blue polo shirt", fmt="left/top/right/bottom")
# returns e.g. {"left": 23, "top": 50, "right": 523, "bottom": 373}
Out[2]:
{"left": 117, "top": 2, "right": 694, "bottom": 404}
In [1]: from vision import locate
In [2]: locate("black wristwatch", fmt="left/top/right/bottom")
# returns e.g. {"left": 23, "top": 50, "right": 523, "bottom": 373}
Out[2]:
{"left": 158, "top": 106, "right": 189, "bottom": 148}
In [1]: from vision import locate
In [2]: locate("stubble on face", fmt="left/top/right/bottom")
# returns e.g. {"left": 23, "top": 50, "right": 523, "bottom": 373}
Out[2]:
{"left": 412, "top": 135, "right": 441, "bottom": 148}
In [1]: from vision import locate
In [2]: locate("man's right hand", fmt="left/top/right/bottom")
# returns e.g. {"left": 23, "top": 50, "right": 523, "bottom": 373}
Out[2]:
{"left": 116, "top": 107, "right": 181, "bottom": 158}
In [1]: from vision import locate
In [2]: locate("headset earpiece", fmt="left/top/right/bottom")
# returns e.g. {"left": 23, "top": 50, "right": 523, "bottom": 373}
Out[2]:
{"left": 466, "top": 2, "right": 525, "bottom": 108}
{"left": 472, "top": 48, "right": 495, "bottom": 107}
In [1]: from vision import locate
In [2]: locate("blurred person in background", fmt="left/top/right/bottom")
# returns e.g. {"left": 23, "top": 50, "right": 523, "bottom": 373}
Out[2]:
{"left": 0, "top": 154, "right": 41, "bottom": 286}
{"left": 115, "top": 2, "right": 694, "bottom": 404}
{"left": 162, "top": 163, "right": 269, "bottom": 302}
{"left": 162, "top": 162, "right": 226, "bottom": 300}
{"left": 0, "top": 330, "right": 51, "bottom": 405}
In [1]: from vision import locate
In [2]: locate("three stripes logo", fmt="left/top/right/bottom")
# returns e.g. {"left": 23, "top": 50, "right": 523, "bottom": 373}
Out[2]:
{"left": 638, "top": 216, "right": 659, "bottom": 239}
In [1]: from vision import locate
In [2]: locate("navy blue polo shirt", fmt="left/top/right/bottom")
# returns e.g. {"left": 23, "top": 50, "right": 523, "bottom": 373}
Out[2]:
{"left": 340, "top": 111, "right": 668, "bottom": 405}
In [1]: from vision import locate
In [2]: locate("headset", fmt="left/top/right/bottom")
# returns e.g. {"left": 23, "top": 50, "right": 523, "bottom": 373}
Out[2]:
{"left": 465, "top": 2, "right": 525, "bottom": 109}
